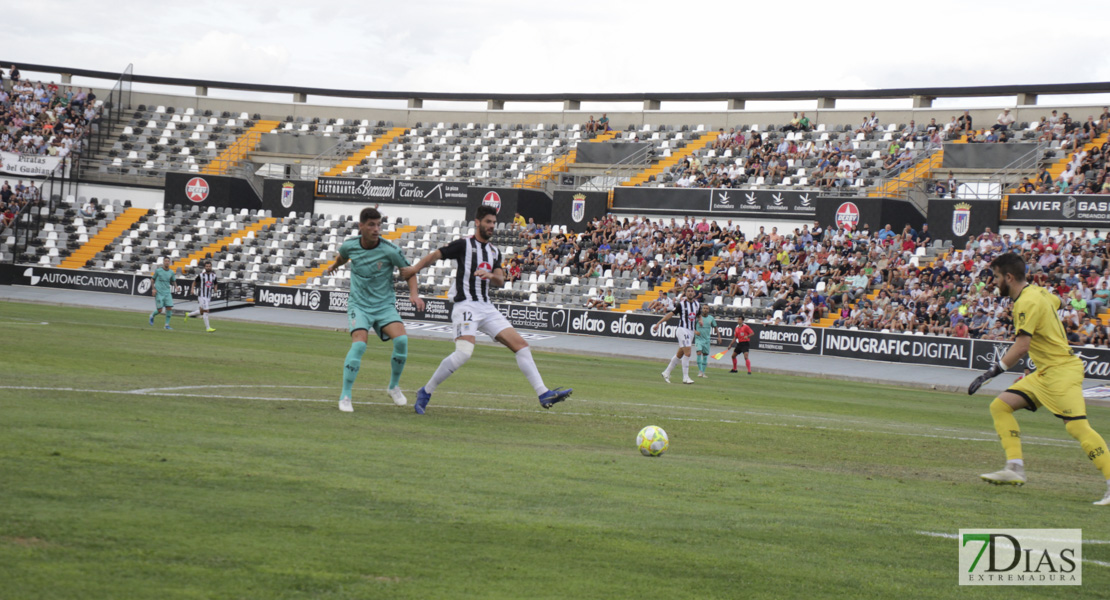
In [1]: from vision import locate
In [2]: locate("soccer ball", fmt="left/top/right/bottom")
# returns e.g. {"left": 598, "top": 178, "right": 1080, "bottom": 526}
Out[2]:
{"left": 636, "top": 425, "right": 669, "bottom": 457}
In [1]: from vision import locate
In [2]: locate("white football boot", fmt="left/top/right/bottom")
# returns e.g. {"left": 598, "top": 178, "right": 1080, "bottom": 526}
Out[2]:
{"left": 980, "top": 464, "right": 1025, "bottom": 486}
{"left": 338, "top": 396, "right": 353, "bottom": 413}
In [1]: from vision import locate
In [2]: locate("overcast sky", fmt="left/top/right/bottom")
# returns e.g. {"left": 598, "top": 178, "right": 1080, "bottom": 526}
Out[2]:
{"left": 7, "top": 0, "right": 1110, "bottom": 108}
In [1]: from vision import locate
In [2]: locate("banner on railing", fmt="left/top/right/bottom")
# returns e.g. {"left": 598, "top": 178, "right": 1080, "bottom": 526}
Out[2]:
{"left": 135, "top": 274, "right": 229, "bottom": 302}
{"left": 610, "top": 186, "right": 817, "bottom": 218}
{"left": 14, "top": 265, "right": 134, "bottom": 295}
{"left": 13, "top": 265, "right": 227, "bottom": 303}
{"left": 0, "top": 152, "right": 63, "bottom": 177}
{"left": 315, "top": 177, "right": 468, "bottom": 206}
{"left": 1005, "top": 194, "right": 1110, "bottom": 224}
{"left": 164, "top": 172, "right": 262, "bottom": 211}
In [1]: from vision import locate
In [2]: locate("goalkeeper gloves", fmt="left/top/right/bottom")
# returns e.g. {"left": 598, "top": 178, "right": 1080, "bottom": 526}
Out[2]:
{"left": 968, "top": 362, "right": 1006, "bottom": 395}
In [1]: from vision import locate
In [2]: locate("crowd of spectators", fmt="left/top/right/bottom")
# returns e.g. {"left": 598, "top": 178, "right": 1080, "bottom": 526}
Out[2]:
{"left": 1015, "top": 134, "right": 1110, "bottom": 195}
{"left": 505, "top": 213, "right": 1110, "bottom": 348}
{"left": 0, "top": 65, "right": 97, "bottom": 159}
{"left": 0, "top": 65, "right": 100, "bottom": 230}
{"left": 0, "top": 179, "right": 43, "bottom": 229}
{"left": 671, "top": 128, "right": 867, "bottom": 190}
{"left": 658, "top": 108, "right": 1110, "bottom": 193}
{"left": 840, "top": 224, "right": 1110, "bottom": 347}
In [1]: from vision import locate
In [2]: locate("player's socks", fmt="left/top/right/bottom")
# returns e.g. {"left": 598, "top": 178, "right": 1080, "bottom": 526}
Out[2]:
{"left": 202, "top": 313, "right": 211, "bottom": 329}
{"left": 389, "top": 335, "right": 408, "bottom": 389}
{"left": 188, "top": 309, "right": 200, "bottom": 318}
{"left": 745, "top": 357, "right": 751, "bottom": 374}
{"left": 680, "top": 355, "right": 691, "bottom": 380}
{"left": 514, "top": 346, "right": 548, "bottom": 395}
{"left": 164, "top": 313, "right": 172, "bottom": 327}
{"left": 1065, "top": 418, "right": 1110, "bottom": 479}
{"left": 341, "top": 341, "right": 367, "bottom": 399}
{"left": 732, "top": 356, "right": 738, "bottom": 370}
{"left": 990, "top": 398, "right": 1023, "bottom": 461}
{"left": 425, "top": 349, "right": 470, "bottom": 394}
{"left": 663, "top": 355, "right": 679, "bottom": 377}
{"left": 697, "top": 354, "right": 707, "bottom": 373}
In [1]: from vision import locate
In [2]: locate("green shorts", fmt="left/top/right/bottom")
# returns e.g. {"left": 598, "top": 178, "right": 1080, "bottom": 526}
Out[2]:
{"left": 695, "top": 339, "right": 712, "bottom": 355}
{"left": 155, "top": 292, "right": 174, "bottom": 310}
{"left": 348, "top": 304, "right": 403, "bottom": 341}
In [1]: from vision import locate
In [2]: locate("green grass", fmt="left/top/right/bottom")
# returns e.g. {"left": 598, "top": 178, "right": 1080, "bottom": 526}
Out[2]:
{"left": 2, "top": 300, "right": 1109, "bottom": 599}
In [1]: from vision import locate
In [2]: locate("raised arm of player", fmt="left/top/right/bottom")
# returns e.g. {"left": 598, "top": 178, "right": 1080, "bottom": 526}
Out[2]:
{"left": 399, "top": 249, "right": 441, "bottom": 282}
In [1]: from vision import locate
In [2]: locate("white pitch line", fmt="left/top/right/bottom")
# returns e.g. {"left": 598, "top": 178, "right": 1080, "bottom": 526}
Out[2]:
{"left": 0, "top": 384, "right": 1080, "bottom": 448}
{"left": 121, "top": 385, "right": 1078, "bottom": 446}
{"left": 917, "top": 531, "right": 1110, "bottom": 568}
{"left": 127, "top": 384, "right": 332, "bottom": 394}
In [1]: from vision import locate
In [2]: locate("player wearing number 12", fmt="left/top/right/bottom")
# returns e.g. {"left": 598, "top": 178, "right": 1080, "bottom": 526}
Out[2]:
{"left": 326, "top": 207, "right": 423, "bottom": 413}
{"left": 694, "top": 304, "right": 720, "bottom": 378}
{"left": 400, "top": 205, "right": 572, "bottom": 414}
{"left": 967, "top": 252, "right": 1110, "bottom": 505}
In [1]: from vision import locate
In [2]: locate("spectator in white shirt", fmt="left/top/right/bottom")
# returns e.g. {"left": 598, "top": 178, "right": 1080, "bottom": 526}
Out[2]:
{"left": 994, "top": 108, "right": 1016, "bottom": 131}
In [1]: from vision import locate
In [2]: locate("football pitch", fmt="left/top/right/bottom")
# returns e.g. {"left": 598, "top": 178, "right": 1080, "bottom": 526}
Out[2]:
{"left": 2, "top": 300, "right": 1109, "bottom": 599}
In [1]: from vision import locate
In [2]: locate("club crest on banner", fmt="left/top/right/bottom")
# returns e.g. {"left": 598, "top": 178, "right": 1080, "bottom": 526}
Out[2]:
{"left": 952, "top": 202, "right": 972, "bottom": 237}
{"left": 185, "top": 177, "right": 209, "bottom": 203}
{"left": 835, "top": 202, "right": 860, "bottom": 230}
{"left": 482, "top": 191, "right": 501, "bottom": 213}
{"left": 571, "top": 193, "right": 586, "bottom": 223}
{"left": 280, "top": 181, "right": 295, "bottom": 209}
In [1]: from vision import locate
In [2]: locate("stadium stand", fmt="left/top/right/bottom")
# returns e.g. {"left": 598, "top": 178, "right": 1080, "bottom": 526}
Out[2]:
{"left": 10, "top": 62, "right": 1110, "bottom": 350}
{"left": 32, "top": 121, "right": 1110, "bottom": 348}
{"left": 0, "top": 69, "right": 98, "bottom": 253}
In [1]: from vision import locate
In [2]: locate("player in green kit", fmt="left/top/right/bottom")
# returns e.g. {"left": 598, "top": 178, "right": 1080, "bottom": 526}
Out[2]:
{"left": 148, "top": 257, "right": 176, "bottom": 330}
{"left": 694, "top": 304, "right": 720, "bottom": 378}
{"left": 326, "top": 207, "right": 423, "bottom": 413}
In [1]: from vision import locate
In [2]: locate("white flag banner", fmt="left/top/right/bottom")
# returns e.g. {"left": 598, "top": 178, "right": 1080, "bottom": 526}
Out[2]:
{"left": 0, "top": 152, "right": 63, "bottom": 177}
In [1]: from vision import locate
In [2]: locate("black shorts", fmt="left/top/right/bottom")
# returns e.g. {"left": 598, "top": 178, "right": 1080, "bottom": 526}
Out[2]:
{"left": 733, "top": 341, "right": 751, "bottom": 354}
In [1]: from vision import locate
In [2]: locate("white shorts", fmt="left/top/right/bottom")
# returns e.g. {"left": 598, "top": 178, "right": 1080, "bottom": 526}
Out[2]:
{"left": 197, "top": 297, "right": 210, "bottom": 310}
{"left": 675, "top": 326, "right": 695, "bottom": 347}
{"left": 452, "top": 300, "right": 512, "bottom": 340}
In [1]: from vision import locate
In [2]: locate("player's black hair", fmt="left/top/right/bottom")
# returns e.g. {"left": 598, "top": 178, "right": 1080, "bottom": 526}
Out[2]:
{"left": 990, "top": 251, "right": 1027, "bottom": 281}
{"left": 359, "top": 207, "right": 382, "bottom": 223}
{"left": 203, "top": 260, "right": 212, "bottom": 267}
{"left": 475, "top": 205, "right": 498, "bottom": 221}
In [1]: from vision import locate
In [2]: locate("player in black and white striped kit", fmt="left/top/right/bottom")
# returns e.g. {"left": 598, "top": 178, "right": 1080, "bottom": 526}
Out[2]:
{"left": 185, "top": 260, "right": 217, "bottom": 333}
{"left": 655, "top": 286, "right": 700, "bottom": 384}
{"left": 400, "top": 205, "right": 573, "bottom": 414}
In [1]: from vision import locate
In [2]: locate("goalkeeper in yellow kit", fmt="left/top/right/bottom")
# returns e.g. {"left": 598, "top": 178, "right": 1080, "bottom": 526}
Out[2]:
{"left": 968, "top": 252, "right": 1110, "bottom": 504}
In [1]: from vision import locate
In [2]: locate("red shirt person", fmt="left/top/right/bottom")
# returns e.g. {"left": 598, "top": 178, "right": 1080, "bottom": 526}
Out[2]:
{"left": 730, "top": 322, "right": 755, "bottom": 374}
